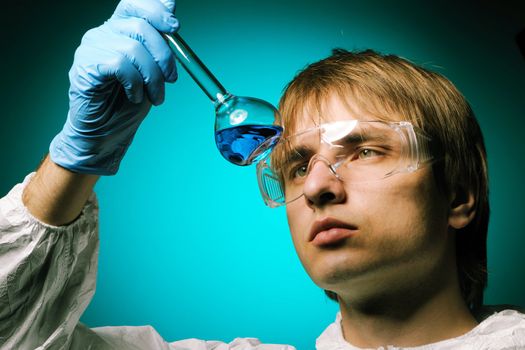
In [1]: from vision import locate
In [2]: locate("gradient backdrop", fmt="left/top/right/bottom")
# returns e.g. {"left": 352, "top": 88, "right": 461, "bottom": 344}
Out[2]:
{"left": 1, "top": 0, "right": 524, "bottom": 348}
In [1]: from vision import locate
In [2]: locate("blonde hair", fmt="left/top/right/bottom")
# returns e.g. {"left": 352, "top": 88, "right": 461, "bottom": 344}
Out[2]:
{"left": 279, "top": 49, "right": 489, "bottom": 310}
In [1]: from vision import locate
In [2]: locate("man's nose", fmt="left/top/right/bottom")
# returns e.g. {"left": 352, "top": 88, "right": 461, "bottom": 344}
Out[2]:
{"left": 302, "top": 159, "right": 346, "bottom": 208}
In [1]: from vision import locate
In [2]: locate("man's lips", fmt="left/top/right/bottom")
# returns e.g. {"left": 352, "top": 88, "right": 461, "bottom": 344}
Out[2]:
{"left": 309, "top": 217, "right": 357, "bottom": 246}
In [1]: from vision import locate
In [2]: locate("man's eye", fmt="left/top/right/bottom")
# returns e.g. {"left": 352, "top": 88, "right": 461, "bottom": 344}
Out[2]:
{"left": 357, "top": 148, "right": 382, "bottom": 159}
{"left": 294, "top": 164, "right": 308, "bottom": 178}
{"left": 288, "top": 163, "right": 308, "bottom": 179}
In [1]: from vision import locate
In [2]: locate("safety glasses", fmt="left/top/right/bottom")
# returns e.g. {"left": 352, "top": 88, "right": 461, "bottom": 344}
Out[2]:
{"left": 256, "top": 120, "right": 433, "bottom": 207}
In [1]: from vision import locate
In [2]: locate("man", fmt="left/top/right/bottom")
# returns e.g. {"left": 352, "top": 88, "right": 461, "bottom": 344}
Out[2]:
{"left": 257, "top": 50, "right": 525, "bottom": 348}
{"left": 0, "top": 0, "right": 524, "bottom": 349}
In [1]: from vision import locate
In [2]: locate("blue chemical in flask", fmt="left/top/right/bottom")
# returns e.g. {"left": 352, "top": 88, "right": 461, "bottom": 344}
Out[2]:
{"left": 164, "top": 33, "right": 282, "bottom": 166}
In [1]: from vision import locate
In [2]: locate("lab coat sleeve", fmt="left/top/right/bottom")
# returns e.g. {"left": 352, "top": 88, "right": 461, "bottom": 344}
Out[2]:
{"left": 0, "top": 174, "right": 296, "bottom": 350}
{"left": 0, "top": 173, "right": 100, "bottom": 349}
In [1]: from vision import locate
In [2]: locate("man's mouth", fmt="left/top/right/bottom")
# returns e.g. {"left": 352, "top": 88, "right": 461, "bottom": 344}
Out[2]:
{"left": 309, "top": 217, "right": 358, "bottom": 247}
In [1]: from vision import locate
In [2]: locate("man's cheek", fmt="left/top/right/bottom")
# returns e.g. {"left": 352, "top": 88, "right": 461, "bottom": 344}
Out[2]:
{"left": 287, "top": 220, "right": 305, "bottom": 253}
{"left": 287, "top": 207, "right": 308, "bottom": 239}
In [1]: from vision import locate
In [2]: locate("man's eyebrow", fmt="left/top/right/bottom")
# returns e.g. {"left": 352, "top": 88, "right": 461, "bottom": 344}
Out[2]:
{"left": 336, "top": 130, "right": 390, "bottom": 145}
{"left": 284, "top": 145, "right": 315, "bottom": 163}
{"left": 279, "top": 129, "right": 393, "bottom": 164}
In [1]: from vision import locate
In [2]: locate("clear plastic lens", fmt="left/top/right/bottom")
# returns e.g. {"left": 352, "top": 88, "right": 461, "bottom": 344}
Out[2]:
{"left": 256, "top": 120, "right": 433, "bottom": 207}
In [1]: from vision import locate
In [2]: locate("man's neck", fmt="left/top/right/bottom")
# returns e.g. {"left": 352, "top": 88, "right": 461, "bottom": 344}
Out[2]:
{"left": 337, "top": 278, "right": 478, "bottom": 348}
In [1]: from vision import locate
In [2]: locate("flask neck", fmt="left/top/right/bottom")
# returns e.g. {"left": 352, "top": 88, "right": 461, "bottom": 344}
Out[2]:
{"left": 164, "top": 32, "right": 229, "bottom": 104}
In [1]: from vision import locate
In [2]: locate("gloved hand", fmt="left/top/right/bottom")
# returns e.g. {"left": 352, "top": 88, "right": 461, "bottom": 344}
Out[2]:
{"left": 50, "top": 0, "right": 179, "bottom": 175}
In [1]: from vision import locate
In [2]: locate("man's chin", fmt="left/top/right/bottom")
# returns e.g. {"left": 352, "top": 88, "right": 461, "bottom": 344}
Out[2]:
{"left": 307, "top": 258, "right": 384, "bottom": 296}
{"left": 309, "top": 263, "right": 363, "bottom": 289}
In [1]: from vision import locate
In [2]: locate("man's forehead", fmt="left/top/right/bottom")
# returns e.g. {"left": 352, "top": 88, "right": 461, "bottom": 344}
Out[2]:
{"left": 289, "top": 94, "right": 370, "bottom": 133}
{"left": 288, "top": 93, "right": 406, "bottom": 136}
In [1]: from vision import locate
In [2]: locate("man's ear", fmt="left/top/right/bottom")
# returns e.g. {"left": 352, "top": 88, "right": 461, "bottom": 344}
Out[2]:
{"left": 448, "top": 185, "right": 476, "bottom": 229}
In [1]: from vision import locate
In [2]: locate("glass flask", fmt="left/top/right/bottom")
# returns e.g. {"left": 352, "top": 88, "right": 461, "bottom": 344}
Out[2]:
{"left": 164, "top": 32, "right": 282, "bottom": 166}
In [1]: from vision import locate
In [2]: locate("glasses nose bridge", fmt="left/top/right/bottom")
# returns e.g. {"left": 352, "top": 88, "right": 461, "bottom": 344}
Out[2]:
{"left": 307, "top": 153, "right": 342, "bottom": 181}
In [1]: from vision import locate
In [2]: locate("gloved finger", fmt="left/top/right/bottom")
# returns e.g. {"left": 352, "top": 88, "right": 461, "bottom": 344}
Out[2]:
{"left": 108, "top": 17, "right": 177, "bottom": 83}
{"left": 159, "top": 0, "right": 175, "bottom": 13}
{"left": 112, "top": 0, "right": 178, "bottom": 34}
{"left": 82, "top": 26, "right": 166, "bottom": 105}
{"left": 109, "top": 35, "right": 166, "bottom": 105}
{"left": 98, "top": 51, "right": 146, "bottom": 104}
{"left": 77, "top": 27, "right": 146, "bottom": 104}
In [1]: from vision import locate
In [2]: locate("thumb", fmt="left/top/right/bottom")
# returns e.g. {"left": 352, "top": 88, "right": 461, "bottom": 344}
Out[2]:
{"left": 113, "top": 0, "right": 178, "bottom": 33}
{"left": 159, "top": 0, "right": 175, "bottom": 13}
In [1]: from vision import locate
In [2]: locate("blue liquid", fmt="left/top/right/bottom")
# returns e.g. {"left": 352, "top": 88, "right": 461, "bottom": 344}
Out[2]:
{"left": 215, "top": 124, "right": 283, "bottom": 166}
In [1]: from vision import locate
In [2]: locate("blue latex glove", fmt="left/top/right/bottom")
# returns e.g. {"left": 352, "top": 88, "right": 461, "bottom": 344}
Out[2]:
{"left": 50, "top": 0, "right": 179, "bottom": 175}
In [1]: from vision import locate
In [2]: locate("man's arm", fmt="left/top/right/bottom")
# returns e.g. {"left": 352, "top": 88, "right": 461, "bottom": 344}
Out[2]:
{"left": 22, "top": 156, "right": 99, "bottom": 226}
{"left": 0, "top": 1, "right": 181, "bottom": 348}
{"left": 20, "top": 1, "right": 179, "bottom": 227}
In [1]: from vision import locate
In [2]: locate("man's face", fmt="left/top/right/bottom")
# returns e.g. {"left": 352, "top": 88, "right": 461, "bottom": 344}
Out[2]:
{"left": 286, "top": 95, "right": 453, "bottom": 301}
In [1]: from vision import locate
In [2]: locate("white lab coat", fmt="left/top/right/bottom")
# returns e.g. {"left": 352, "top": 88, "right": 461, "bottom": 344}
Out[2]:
{"left": 1, "top": 174, "right": 525, "bottom": 350}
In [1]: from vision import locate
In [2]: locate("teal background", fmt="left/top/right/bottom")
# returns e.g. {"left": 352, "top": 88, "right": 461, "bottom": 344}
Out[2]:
{"left": 1, "top": 0, "right": 524, "bottom": 348}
